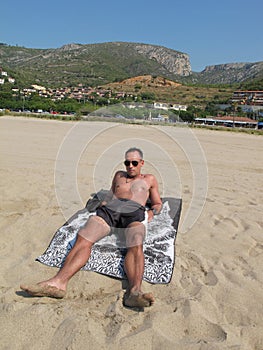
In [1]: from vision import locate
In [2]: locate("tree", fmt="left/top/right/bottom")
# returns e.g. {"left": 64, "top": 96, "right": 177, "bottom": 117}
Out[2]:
{"left": 0, "top": 84, "right": 14, "bottom": 109}
{"left": 140, "top": 92, "right": 155, "bottom": 101}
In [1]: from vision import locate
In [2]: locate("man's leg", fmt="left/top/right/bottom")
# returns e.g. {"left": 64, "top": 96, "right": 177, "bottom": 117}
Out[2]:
{"left": 123, "top": 222, "right": 155, "bottom": 307}
{"left": 20, "top": 216, "right": 110, "bottom": 298}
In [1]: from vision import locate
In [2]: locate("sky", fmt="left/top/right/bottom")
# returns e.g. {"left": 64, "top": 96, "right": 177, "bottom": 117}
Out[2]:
{"left": 1, "top": 0, "right": 262, "bottom": 72}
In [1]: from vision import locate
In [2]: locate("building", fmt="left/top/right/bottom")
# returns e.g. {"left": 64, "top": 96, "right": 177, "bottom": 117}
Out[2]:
{"left": 153, "top": 102, "right": 187, "bottom": 111}
{"left": 231, "top": 91, "right": 263, "bottom": 106}
{"left": 195, "top": 116, "right": 257, "bottom": 128}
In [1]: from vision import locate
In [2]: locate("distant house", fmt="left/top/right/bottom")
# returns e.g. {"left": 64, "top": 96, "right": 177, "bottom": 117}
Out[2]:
{"left": 153, "top": 102, "right": 187, "bottom": 111}
{"left": 231, "top": 91, "right": 263, "bottom": 106}
{"left": 151, "top": 113, "right": 169, "bottom": 122}
{"left": 32, "top": 84, "right": 46, "bottom": 92}
{"left": 0, "top": 78, "right": 4, "bottom": 84}
{"left": 153, "top": 102, "right": 169, "bottom": 110}
{"left": 169, "top": 103, "right": 187, "bottom": 111}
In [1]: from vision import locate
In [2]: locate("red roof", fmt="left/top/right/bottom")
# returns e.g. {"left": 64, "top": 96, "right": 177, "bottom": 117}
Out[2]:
{"left": 214, "top": 116, "right": 257, "bottom": 123}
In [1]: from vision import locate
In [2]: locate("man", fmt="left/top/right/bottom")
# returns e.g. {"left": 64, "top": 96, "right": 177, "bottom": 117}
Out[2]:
{"left": 21, "top": 147, "right": 163, "bottom": 308}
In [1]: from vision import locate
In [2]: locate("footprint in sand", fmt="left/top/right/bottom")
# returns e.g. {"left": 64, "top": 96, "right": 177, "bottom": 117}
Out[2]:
{"left": 204, "top": 270, "right": 218, "bottom": 286}
{"left": 211, "top": 214, "right": 250, "bottom": 234}
{"left": 179, "top": 252, "right": 218, "bottom": 294}
{"left": 187, "top": 317, "right": 227, "bottom": 343}
{"left": 49, "top": 318, "right": 77, "bottom": 349}
{"left": 0, "top": 232, "right": 14, "bottom": 256}
{"left": 248, "top": 242, "right": 263, "bottom": 257}
{"left": 152, "top": 306, "right": 227, "bottom": 343}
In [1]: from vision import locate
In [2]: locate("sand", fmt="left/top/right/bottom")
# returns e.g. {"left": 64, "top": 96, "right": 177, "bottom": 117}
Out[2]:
{"left": 0, "top": 116, "right": 263, "bottom": 350}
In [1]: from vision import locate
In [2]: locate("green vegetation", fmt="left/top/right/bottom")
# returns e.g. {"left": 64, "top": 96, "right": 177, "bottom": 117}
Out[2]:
{"left": 0, "top": 43, "right": 187, "bottom": 88}
{"left": 1, "top": 43, "right": 263, "bottom": 123}
{"left": 1, "top": 80, "right": 262, "bottom": 123}
{"left": 0, "top": 83, "right": 81, "bottom": 113}
{"left": 238, "top": 78, "right": 263, "bottom": 91}
{"left": 1, "top": 42, "right": 262, "bottom": 88}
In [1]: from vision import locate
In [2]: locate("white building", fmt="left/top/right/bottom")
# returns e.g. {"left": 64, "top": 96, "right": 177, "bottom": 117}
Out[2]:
{"left": 153, "top": 102, "right": 187, "bottom": 112}
{"left": 153, "top": 102, "right": 169, "bottom": 110}
{"left": 170, "top": 103, "right": 187, "bottom": 111}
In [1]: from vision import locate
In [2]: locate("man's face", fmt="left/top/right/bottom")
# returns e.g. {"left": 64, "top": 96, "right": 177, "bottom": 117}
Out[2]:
{"left": 124, "top": 151, "right": 144, "bottom": 177}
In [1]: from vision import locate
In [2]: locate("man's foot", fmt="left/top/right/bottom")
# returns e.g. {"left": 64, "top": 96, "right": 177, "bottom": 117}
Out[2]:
{"left": 20, "top": 283, "right": 66, "bottom": 299}
{"left": 123, "top": 291, "right": 154, "bottom": 308}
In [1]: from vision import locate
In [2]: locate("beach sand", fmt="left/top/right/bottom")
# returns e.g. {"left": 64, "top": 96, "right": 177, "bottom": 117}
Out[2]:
{"left": 0, "top": 116, "right": 262, "bottom": 350}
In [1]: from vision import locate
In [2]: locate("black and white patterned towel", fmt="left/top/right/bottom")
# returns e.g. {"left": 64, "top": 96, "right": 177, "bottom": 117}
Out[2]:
{"left": 37, "top": 193, "right": 182, "bottom": 284}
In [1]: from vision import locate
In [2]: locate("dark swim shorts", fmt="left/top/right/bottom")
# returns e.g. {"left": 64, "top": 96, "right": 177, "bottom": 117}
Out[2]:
{"left": 96, "top": 198, "right": 146, "bottom": 228}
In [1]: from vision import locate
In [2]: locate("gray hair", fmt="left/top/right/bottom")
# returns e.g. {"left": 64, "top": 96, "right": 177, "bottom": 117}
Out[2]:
{"left": 125, "top": 147, "right": 143, "bottom": 159}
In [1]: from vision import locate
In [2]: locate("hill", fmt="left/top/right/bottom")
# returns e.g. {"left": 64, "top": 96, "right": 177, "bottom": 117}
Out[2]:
{"left": 0, "top": 42, "right": 262, "bottom": 88}
{"left": 197, "top": 62, "right": 263, "bottom": 85}
{"left": 105, "top": 75, "right": 233, "bottom": 105}
{"left": 0, "top": 42, "right": 190, "bottom": 87}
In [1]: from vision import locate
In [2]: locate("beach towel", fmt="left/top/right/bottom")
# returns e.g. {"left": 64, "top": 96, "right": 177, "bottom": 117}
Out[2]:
{"left": 37, "top": 191, "right": 182, "bottom": 284}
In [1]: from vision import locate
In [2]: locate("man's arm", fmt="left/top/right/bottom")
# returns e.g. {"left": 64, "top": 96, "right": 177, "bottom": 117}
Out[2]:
{"left": 100, "top": 171, "right": 121, "bottom": 206}
{"left": 148, "top": 175, "right": 163, "bottom": 220}
{"left": 100, "top": 189, "right": 113, "bottom": 207}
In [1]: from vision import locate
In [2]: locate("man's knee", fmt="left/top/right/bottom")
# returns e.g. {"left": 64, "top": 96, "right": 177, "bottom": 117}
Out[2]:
{"left": 125, "top": 222, "right": 145, "bottom": 247}
{"left": 74, "top": 234, "right": 93, "bottom": 251}
{"left": 78, "top": 215, "right": 110, "bottom": 243}
{"left": 127, "top": 243, "right": 143, "bottom": 253}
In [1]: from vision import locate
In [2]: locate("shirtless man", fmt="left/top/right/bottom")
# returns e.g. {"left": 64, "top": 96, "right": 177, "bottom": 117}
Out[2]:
{"left": 21, "top": 147, "right": 163, "bottom": 308}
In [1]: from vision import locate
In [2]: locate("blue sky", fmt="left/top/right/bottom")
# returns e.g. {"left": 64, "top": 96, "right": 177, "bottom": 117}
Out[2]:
{"left": 1, "top": 0, "right": 262, "bottom": 72}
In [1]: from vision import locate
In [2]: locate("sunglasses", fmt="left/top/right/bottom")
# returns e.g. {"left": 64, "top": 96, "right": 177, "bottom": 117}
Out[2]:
{"left": 124, "top": 160, "right": 140, "bottom": 167}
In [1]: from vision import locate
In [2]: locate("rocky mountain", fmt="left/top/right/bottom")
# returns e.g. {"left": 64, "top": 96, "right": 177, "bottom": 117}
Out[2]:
{"left": 134, "top": 44, "right": 190, "bottom": 76}
{"left": 0, "top": 42, "right": 262, "bottom": 87}
{"left": 0, "top": 42, "right": 191, "bottom": 87}
{"left": 197, "top": 61, "right": 263, "bottom": 85}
